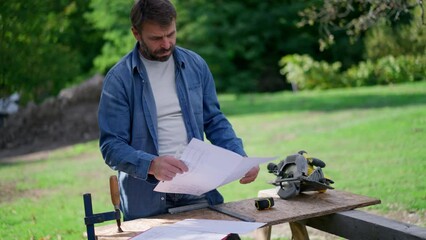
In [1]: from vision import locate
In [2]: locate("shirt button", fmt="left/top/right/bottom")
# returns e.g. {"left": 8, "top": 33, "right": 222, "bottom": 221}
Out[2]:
{"left": 161, "top": 197, "right": 165, "bottom": 201}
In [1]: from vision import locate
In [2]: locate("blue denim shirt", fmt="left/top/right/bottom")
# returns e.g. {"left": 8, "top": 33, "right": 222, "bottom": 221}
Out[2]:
{"left": 98, "top": 43, "right": 246, "bottom": 220}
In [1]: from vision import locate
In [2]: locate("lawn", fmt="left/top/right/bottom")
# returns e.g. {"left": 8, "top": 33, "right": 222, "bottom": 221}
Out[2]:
{"left": 0, "top": 81, "right": 425, "bottom": 239}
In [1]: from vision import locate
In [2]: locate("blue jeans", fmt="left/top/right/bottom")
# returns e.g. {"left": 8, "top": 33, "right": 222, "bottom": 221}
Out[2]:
{"left": 165, "top": 193, "right": 208, "bottom": 209}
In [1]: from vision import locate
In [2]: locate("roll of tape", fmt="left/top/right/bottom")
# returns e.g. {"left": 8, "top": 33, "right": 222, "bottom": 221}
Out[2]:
{"left": 255, "top": 197, "right": 274, "bottom": 210}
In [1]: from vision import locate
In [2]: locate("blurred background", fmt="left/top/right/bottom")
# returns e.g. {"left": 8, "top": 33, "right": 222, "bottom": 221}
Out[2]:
{"left": 1, "top": 0, "right": 425, "bottom": 156}
{"left": 2, "top": 0, "right": 425, "bottom": 105}
{"left": 0, "top": 0, "right": 425, "bottom": 239}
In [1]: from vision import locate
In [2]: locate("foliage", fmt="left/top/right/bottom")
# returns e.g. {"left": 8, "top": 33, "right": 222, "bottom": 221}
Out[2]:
{"left": 279, "top": 54, "right": 342, "bottom": 90}
{"left": 0, "top": 0, "right": 103, "bottom": 103}
{"left": 280, "top": 54, "right": 426, "bottom": 90}
{"left": 2, "top": 0, "right": 425, "bottom": 103}
{"left": 364, "top": 17, "right": 426, "bottom": 60}
{"left": 175, "top": 0, "right": 337, "bottom": 93}
{"left": 281, "top": 5, "right": 426, "bottom": 91}
{"left": 344, "top": 55, "right": 426, "bottom": 86}
{"left": 88, "top": 1, "right": 364, "bottom": 93}
{"left": 84, "top": 0, "right": 135, "bottom": 73}
{"left": 298, "top": 0, "right": 424, "bottom": 50}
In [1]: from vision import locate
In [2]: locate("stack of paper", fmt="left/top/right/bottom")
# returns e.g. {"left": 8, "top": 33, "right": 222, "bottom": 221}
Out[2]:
{"left": 130, "top": 219, "right": 266, "bottom": 240}
{"left": 154, "top": 138, "right": 275, "bottom": 195}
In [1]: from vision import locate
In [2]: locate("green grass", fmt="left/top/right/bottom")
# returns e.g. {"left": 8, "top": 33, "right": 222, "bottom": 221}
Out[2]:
{"left": 0, "top": 142, "right": 115, "bottom": 239}
{"left": 1, "top": 81, "right": 425, "bottom": 239}
{"left": 219, "top": 83, "right": 426, "bottom": 213}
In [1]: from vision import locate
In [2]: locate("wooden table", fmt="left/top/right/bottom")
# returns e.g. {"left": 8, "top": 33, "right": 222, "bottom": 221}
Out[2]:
{"left": 95, "top": 189, "right": 381, "bottom": 240}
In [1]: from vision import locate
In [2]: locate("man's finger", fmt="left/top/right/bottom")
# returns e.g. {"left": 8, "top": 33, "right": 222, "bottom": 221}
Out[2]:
{"left": 176, "top": 160, "right": 189, "bottom": 172}
{"left": 158, "top": 169, "right": 177, "bottom": 181}
{"left": 239, "top": 165, "right": 260, "bottom": 184}
{"left": 164, "top": 161, "right": 186, "bottom": 174}
{"left": 239, "top": 176, "right": 254, "bottom": 184}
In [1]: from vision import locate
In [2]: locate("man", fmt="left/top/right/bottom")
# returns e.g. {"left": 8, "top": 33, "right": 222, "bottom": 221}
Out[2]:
{"left": 98, "top": 0, "right": 259, "bottom": 221}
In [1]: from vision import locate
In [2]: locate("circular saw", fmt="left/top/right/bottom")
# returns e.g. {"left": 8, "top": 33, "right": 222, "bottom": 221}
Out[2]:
{"left": 267, "top": 150, "right": 334, "bottom": 199}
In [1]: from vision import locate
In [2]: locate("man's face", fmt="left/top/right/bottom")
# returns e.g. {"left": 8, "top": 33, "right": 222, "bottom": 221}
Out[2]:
{"left": 132, "top": 20, "right": 176, "bottom": 62}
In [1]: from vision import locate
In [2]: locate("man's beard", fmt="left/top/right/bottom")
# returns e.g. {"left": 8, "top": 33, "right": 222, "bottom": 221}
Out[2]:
{"left": 139, "top": 40, "right": 175, "bottom": 62}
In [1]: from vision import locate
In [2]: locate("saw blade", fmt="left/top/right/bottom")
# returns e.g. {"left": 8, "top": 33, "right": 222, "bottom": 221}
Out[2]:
{"left": 277, "top": 181, "right": 299, "bottom": 199}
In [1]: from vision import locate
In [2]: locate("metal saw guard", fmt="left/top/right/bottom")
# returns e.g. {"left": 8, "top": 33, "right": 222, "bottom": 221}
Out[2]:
{"left": 268, "top": 151, "right": 334, "bottom": 199}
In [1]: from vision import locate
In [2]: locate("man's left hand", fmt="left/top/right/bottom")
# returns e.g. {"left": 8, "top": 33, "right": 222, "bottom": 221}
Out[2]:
{"left": 239, "top": 165, "right": 260, "bottom": 184}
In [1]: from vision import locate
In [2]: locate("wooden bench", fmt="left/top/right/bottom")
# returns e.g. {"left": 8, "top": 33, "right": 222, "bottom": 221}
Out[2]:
{"left": 256, "top": 189, "right": 426, "bottom": 240}
{"left": 94, "top": 189, "right": 426, "bottom": 239}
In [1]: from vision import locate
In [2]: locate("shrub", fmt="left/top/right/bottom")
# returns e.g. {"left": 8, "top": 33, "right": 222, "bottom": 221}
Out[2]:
{"left": 280, "top": 54, "right": 426, "bottom": 90}
{"left": 279, "top": 54, "right": 342, "bottom": 90}
{"left": 343, "top": 60, "right": 375, "bottom": 87}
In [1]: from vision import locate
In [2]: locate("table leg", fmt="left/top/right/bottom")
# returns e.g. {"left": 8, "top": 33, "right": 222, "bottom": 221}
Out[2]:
{"left": 289, "top": 222, "right": 309, "bottom": 240}
{"left": 255, "top": 226, "right": 271, "bottom": 240}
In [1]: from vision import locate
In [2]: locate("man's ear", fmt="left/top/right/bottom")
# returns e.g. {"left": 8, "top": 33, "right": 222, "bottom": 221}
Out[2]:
{"left": 131, "top": 27, "right": 141, "bottom": 41}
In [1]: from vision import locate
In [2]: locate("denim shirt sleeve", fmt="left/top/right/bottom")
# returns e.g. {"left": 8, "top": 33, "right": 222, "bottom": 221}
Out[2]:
{"left": 98, "top": 70, "right": 156, "bottom": 182}
{"left": 196, "top": 57, "right": 247, "bottom": 157}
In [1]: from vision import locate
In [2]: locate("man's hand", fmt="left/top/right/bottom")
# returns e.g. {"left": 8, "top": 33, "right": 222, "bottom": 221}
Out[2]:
{"left": 239, "top": 165, "right": 260, "bottom": 184}
{"left": 149, "top": 155, "right": 188, "bottom": 181}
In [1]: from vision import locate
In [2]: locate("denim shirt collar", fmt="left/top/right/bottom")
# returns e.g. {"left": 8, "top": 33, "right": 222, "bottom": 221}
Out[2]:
{"left": 128, "top": 42, "right": 195, "bottom": 151}
{"left": 130, "top": 42, "right": 186, "bottom": 75}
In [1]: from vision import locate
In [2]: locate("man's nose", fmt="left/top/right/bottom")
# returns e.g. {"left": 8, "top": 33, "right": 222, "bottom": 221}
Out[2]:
{"left": 160, "top": 38, "right": 171, "bottom": 49}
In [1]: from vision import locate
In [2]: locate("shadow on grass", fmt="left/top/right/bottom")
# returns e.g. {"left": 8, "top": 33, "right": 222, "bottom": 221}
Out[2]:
{"left": 220, "top": 92, "right": 426, "bottom": 116}
{"left": 0, "top": 140, "right": 97, "bottom": 164}
{"left": 0, "top": 158, "right": 51, "bottom": 168}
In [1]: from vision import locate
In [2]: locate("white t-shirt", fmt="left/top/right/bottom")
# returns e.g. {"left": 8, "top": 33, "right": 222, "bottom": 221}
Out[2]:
{"left": 140, "top": 54, "right": 188, "bottom": 156}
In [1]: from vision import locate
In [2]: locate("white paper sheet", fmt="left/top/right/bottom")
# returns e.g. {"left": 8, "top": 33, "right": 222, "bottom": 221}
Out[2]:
{"left": 154, "top": 138, "right": 275, "bottom": 195}
{"left": 130, "top": 219, "right": 266, "bottom": 240}
{"left": 169, "top": 219, "right": 266, "bottom": 234}
{"left": 130, "top": 226, "right": 227, "bottom": 240}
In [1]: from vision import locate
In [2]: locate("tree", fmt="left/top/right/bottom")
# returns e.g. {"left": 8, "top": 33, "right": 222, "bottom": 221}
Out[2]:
{"left": 85, "top": 0, "right": 135, "bottom": 73}
{"left": 0, "top": 0, "right": 103, "bottom": 103}
{"left": 86, "top": 0, "right": 371, "bottom": 93}
{"left": 364, "top": 7, "right": 426, "bottom": 59}
{"left": 298, "top": 0, "right": 425, "bottom": 50}
{"left": 175, "top": 1, "right": 322, "bottom": 93}
{"left": 87, "top": 1, "right": 322, "bottom": 93}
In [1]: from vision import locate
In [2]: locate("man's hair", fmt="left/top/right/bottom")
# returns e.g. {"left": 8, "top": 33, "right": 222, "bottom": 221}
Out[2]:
{"left": 130, "top": 0, "right": 177, "bottom": 32}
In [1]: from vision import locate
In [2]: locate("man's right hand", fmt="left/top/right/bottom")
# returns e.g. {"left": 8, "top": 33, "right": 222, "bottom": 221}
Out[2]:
{"left": 148, "top": 155, "right": 188, "bottom": 181}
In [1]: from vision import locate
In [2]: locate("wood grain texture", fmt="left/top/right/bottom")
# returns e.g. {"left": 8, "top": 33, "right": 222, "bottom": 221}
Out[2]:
{"left": 305, "top": 210, "right": 426, "bottom": 240}
{"left": 95, "top": 189, "right": 380, "bottom": 239}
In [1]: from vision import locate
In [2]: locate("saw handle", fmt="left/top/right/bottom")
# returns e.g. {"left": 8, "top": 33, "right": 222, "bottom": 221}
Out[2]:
{"left": 109, "top": 175, "right": 123, "bottom": 233}
{"left": 109, "top": 175, "right": 120, "bottom": 208}
{"left": 310, "top": 157, "right": 326, "bottom": 168}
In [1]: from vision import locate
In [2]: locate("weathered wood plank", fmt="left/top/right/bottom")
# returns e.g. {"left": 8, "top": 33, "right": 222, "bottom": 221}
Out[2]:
{"left": 289, "top": 221, "right": 310, "bottom": 240}
{"left": 255, "top": 189, "right": 380, "bottom": 226}
{"left": 94, "top": 189, "right": 381, "bottom": 239}
{"left": 305, "top": 210, "right": 426, "bottom": 240}
{"left": 255, "top": 226, "right": 272, "bottom": 240}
